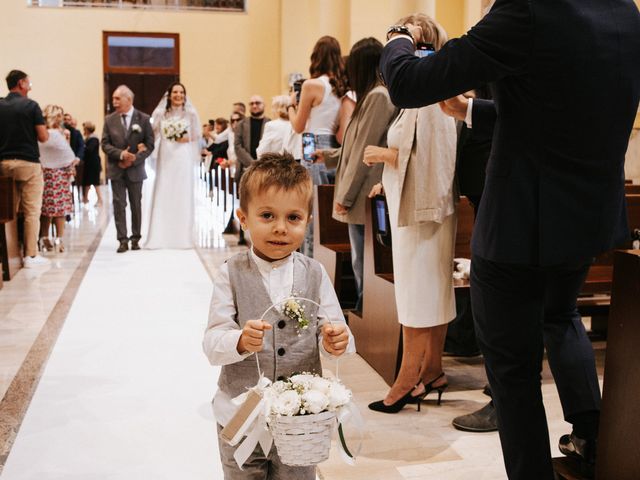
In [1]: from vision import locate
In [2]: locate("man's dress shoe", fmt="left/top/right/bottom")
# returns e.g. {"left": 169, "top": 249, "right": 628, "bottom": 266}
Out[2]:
{"left": 117, "top": 241, "right": 129, "bottom": 253}
{"left": 559, "top": 433, "right": 596, "bottom": 478}
{"left": 452, "top": 400, "right": 498, "bottom": 432}
{"left": 131, "top": 240, "right": 140, "bottom": 250}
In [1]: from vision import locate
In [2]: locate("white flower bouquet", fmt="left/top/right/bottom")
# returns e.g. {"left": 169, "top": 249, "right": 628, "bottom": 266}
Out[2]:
{"left": 264, "top": 373, "right": 353, "bottom": 466}
{"left": 161, "top": 118, "right": 189, "bottom": 141}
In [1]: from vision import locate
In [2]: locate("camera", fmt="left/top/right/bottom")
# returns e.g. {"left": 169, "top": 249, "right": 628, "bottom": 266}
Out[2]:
{"left": 293, "top": 79, "right": 306, "bottom": 104}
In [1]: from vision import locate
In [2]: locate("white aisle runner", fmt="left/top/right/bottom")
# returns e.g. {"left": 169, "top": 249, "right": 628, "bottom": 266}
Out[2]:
{"left": 3, "top": 220, "right": 223, "bottom": 479}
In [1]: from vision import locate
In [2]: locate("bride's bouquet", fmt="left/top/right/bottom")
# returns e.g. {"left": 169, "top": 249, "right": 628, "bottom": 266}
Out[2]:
{"left": 161, "top": 118, "right": 189, "bottom": 141}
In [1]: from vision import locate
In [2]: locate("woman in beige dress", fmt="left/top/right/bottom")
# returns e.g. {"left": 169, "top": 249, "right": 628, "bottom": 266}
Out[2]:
{"left": 364, "top": 14, "right": 458, "bottom": 413}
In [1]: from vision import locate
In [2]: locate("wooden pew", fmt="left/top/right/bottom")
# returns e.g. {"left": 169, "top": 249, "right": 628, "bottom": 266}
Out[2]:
{"left": 554, "top": 249, "right": 640, "bottom": 479}
{"left": 0, "top": 176, "right": 21, "bottom": 283}
{"left": 350, "top": 195, "right": 475, "bottom": 385}
{"left": 577, "top": 194, "right": 640, "bottom": 327}
{"left": 312, "top": 184, "right": 357, "bottom": 309}
{"left": 625, "top": 183, "right": 640, "bottom": 195}
{"left": 596, "top": 249, "right": 640, "bottom": 479}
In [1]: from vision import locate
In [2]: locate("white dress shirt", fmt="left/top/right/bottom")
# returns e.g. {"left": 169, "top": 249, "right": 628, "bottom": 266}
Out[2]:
{"left": 203, "top": 249, "right": 355, "bottom": 425}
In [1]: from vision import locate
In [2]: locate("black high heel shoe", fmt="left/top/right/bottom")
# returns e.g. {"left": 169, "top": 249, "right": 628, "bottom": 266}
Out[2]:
{"left": 415, "top": 372, "right": 448, "bottom": 406}
{"left": 368, "top": 384, "right": 425, "bottom": 414}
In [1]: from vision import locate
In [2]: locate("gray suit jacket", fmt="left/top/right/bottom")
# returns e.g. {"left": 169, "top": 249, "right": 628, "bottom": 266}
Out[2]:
{"left": 233, "top": 116, "right": 270, "bottom": 182}
{"left": 102, "top": 109, "right": 154, "bottom": 182}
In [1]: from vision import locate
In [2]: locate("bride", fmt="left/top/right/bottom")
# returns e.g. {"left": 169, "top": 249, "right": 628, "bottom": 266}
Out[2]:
{"left": 145, "top": 82, "right": 200, "bottom": 249}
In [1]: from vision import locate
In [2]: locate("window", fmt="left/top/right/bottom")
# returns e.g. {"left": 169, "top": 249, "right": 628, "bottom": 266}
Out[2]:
{"left": 103, "top": 32, "right": 179, "bottom": 74}
{"left": 28, "top": 0, "right": 245, "bottom": 12}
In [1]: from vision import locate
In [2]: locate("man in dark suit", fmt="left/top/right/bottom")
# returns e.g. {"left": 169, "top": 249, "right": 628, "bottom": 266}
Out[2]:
{"left": 380, "top": 2, "right": 640, "bottom": 479}
{"left": 102, "top": 85, "right": 154, "bottom": 253}
{"left": 233, "top": 94, "right": 269, "bottom": 245}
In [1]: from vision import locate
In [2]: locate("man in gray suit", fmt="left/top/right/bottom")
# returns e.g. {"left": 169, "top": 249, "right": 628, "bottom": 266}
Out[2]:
{"left": 102, "top": 85, "right": 154, "bottom": 253}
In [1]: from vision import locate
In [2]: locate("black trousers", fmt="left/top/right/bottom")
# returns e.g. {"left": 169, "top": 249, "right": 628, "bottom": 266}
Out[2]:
{"left": 111, "top": 178, "right": 143, "bottom": 242}
{"left": 470, "top": 255, "right": 601, "bottom": 480}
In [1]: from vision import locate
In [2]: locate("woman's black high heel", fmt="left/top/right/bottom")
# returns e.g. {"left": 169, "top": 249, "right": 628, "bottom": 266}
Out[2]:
{"left": 368, "top": 384, "right": 425, "bottom": 414}
{"left": 415, "top": 372, "right": 448, "bottom": 406}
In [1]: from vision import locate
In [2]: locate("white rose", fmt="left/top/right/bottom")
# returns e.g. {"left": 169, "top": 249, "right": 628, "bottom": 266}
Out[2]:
{"left": 327, "top": 382, "right": 352, "bottom": 410}
{"left": 131, "top": 123, "right": 141, "bottom": 133}
{"left": 289, "top": 374, "right": 314, "bottom": 389}
{"left": 302, "top": 390, "right": 329, "bottom": 414}
{"left": 310, "top": 376, "right": 332, "bottom": 395}
{"left": 272, "top": 390, "right": 301, "bottom": 416}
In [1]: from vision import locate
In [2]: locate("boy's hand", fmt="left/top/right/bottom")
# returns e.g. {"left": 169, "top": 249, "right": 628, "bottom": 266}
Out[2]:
{"left": 237, "top": 320, "right": 272, "bottom": 354}
{"left": 321, "top": 323, "right": 349, "bottom": 356}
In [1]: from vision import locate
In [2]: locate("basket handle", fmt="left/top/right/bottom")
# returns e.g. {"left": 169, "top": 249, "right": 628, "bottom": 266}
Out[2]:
{"left": 255, "top": 296, "right": 339, "bottom": 380}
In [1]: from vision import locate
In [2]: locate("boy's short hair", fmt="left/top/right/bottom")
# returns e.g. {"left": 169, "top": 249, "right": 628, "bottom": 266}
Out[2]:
{"left": 239, "top": 152, "right": 313, "bottom": 214}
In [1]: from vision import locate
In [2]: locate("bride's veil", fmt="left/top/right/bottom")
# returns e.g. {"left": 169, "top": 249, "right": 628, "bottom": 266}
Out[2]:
{"left": 141, "top": 90, "right": 202, "bottom": 241}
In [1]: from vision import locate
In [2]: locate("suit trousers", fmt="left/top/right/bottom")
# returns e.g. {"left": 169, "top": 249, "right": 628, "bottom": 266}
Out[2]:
{"left": 216, "top": 424, "right": 315, "bottom": 480}
{"left": 470, "top": 254, "right": 601, "bottom": 480}
{"left": 0, "top": 160, "right": 44, "bottom": 257}
{"left": 110, "top": 177, "right": 143, "bottom": 242}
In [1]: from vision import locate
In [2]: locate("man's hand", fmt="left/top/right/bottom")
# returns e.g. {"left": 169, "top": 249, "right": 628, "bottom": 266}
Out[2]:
{"left": 334, "top": 202, "right": 348, "bottom": 215}
{"left": 439, "top": 95, "right": 469, "bottom": 122}
{"left": 237, "top": 320, "right": 273, "bottom": 354}
{"left": 406, "top": 23, "right": 423, "bottom": 43}
{"left": 137, "top": 143, "right": 148, "bottom": 153}
{"left": 321, "top": 323, "right": 349, "bottom": 356}
{"left": 119, "top": 151, "right": 136, "bottom": 169}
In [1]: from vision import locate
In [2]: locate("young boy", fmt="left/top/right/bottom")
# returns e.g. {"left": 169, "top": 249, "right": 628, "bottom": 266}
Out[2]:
{"left": 203, "top": 152, "right": 355, "bottom": 480}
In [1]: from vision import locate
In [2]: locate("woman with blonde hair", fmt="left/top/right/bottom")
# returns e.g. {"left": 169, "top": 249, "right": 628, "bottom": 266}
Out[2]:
{"left": 38, "top": 105, "right": 77, "bottom": 252}
{"left": 256, "top": 95, "right": 295, "bottom": 157}
{"left": 364, "top": 13, "right": 457, "bottom": 413}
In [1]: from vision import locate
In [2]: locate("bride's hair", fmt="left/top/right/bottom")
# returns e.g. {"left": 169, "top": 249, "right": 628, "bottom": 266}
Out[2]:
{"left": 164, "top": 82, "right": 188, "bottom": 112}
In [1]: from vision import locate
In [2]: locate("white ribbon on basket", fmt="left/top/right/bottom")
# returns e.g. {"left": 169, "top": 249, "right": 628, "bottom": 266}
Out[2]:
{"left": 231, "top": 376, "right": 273, "bottom": 470}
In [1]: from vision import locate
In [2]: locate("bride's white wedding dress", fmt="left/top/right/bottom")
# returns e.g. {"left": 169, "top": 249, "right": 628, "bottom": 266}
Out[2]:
{"left": 145, "top": 106, "right": 200, "bottom": 249}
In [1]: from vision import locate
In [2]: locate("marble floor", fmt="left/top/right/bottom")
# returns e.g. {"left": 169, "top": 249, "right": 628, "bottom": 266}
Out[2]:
{"left": 0, "top": 180, "right": 605, "bottom": 479}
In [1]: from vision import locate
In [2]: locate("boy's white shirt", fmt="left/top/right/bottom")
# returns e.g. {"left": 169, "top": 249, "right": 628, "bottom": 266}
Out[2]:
{"left": 203, "top": 248, "right": 355, "bottom": 426}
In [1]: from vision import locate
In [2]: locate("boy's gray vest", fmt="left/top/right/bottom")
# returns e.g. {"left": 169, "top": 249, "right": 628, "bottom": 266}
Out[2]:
{"left": 218, "top": 251, "right": 324, "bottom": 397}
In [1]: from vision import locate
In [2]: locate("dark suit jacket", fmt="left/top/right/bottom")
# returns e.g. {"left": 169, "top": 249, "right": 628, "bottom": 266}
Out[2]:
{"left": 64, "top": 124, "right": 85, "bottom": 161}
{"left": 381, "top": 0, "right": 640, "bottom": 266}
{"left": 101, "top": 109, "right": 154, "bottom": 182}
{"left": 233, "top": 116, "right": 270, "bottom": 182}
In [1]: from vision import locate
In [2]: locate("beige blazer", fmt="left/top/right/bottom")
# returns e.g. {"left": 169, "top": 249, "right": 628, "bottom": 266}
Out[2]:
{"left": 324, "top": 86, "right": 398, "bottom": 225}
{"left": 389, "top": 104, "right": 457, "bottom": 227}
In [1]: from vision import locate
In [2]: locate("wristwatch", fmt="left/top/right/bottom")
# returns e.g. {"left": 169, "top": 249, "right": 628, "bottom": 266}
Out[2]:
{"left": 386, "top": 25, "right": 413, "bottom": 42}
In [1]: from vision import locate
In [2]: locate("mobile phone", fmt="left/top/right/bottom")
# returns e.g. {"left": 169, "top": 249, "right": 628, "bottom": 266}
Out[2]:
{"left": 415, "top": 42, "right": 435, "bottom": 58}
{"left": 374, "top": 195, "right": 392, "bottom": 248}
{"left": 293, "top": 79, "right": 305, "bottom": 104}
{"left": 301, "top": 133, "right": 315, "bottom": 165}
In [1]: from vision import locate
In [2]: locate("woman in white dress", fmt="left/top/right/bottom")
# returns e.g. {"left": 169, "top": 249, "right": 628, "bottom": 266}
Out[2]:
{"left": 146, "top": 82, "right": 201, "bottom": 249}
{"left": 364, "top": 14, "right": 457, "bottom": 413}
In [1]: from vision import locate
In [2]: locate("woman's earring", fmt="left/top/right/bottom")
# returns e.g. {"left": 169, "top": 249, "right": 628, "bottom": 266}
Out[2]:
{"left": 241, "top": 224, "right": 247, "bottom": 231}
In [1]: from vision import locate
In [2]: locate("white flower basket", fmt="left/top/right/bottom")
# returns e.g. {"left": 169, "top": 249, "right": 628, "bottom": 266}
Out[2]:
{"left": 270, "top": 410, "right": 336, "bottom": 466}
